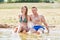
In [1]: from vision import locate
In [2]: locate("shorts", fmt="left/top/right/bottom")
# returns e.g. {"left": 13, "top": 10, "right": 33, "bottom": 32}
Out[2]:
{"left": 33, "top": 25, "right": 45, "bottom": 31}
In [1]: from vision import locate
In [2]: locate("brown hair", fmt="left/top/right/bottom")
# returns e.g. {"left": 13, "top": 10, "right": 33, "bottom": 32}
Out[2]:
{"left": 24, "top": 6, "right": 28, "bottom": 17}
{"left": 32, "top": 7, "right": 37, "bottom": 9}
{"left": 21, "top": 6, "right": 28, "bottom": 21}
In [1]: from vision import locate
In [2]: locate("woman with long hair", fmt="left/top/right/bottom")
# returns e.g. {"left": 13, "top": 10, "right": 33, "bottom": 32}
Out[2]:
{"left": 14, "top": 6, "right": 29, "bottom": 34}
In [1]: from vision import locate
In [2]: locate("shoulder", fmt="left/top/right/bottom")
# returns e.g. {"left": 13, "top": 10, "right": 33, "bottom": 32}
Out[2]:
{"left": 27, "top": 15, "right": 31, "bottom": 19}
{"left": 39, "top": 15, "right": 44, "bottom": 18}
{"left": 18, "top": 14, "right": 22, "bottom": 18}
{"left": 29, "top": 15, "right": 32, "bottom": 17}
{"left": 28, "top": 15, "right": 32, "bottom": 17}
{"left": 27, "top": 15, "right": 32, "bottom": 21}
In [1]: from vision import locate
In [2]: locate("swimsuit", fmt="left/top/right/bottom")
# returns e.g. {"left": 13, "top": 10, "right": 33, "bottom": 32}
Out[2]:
{"left": 19, "top": 16, "right": 27, "bottom": 23}
{"left": 33, "top": 25, "right": 45, "bottom": 31}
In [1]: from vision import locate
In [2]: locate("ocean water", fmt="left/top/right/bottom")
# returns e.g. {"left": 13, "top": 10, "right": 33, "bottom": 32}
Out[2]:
{"left": 0, "top": 26, "right": 60, "bottom": 40}
{"left": 0, "top": 28, "right": 21, "bottom": 40}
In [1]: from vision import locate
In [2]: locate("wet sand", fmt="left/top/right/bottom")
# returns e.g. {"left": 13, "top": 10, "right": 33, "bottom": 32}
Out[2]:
{"left": 0, "top": 27, "right": 60, "bottom": 40}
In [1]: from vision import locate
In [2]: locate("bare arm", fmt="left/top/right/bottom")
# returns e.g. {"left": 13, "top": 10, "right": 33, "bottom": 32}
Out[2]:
{"left": 28, "top": 15, "right": 32, "bottom": 22}
{"left": 41, "top": 15, "right": 49, "bottom": 33}
{"left": 18, "top": 15, "right": 20, "bottom": 19}
{"left": 28, "top": 15, "right": 31, "bottom": 22}
{"left": 18, "top": 15, "right": 20, "bottom": 24}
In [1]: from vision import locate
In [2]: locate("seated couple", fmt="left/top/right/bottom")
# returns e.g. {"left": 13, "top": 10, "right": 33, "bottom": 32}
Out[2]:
{"left": 14, "top": 6, "right": 49, "bottom": 35}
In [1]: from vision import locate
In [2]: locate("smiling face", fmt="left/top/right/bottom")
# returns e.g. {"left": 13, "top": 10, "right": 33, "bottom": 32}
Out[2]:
{"left": 21, "top": 6, "right": 27, "bottom": 15}
{"left": 32, "top": 7, "right": 37, "bottom": 15}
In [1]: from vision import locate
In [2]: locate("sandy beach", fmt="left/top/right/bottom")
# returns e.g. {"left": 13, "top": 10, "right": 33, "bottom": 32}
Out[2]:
{"left": 0, "top": 3, "right": 60, "bottom": 40}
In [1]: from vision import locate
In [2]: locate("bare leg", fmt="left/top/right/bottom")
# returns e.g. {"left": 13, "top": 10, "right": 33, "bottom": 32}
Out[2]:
{"left": 30, "top": 28, "right": 36, "bottom": 33}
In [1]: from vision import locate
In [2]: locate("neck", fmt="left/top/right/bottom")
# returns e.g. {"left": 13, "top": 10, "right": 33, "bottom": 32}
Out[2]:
{"left": 22, "top": 13, "right": 27, "bottom": 18}
{"left": 33, "top": 13, "right": 38, "bottom": 17}
{"left": 22, "top": 13, "right": 26, "bottom": 17}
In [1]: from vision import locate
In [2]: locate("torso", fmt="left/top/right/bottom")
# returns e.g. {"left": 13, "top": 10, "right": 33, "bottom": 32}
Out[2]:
{"left": 31, "top": 15, "right": 42, "bottom": 25}
{"left": 19, "top": 15, "right": 27, "bottom": 27}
